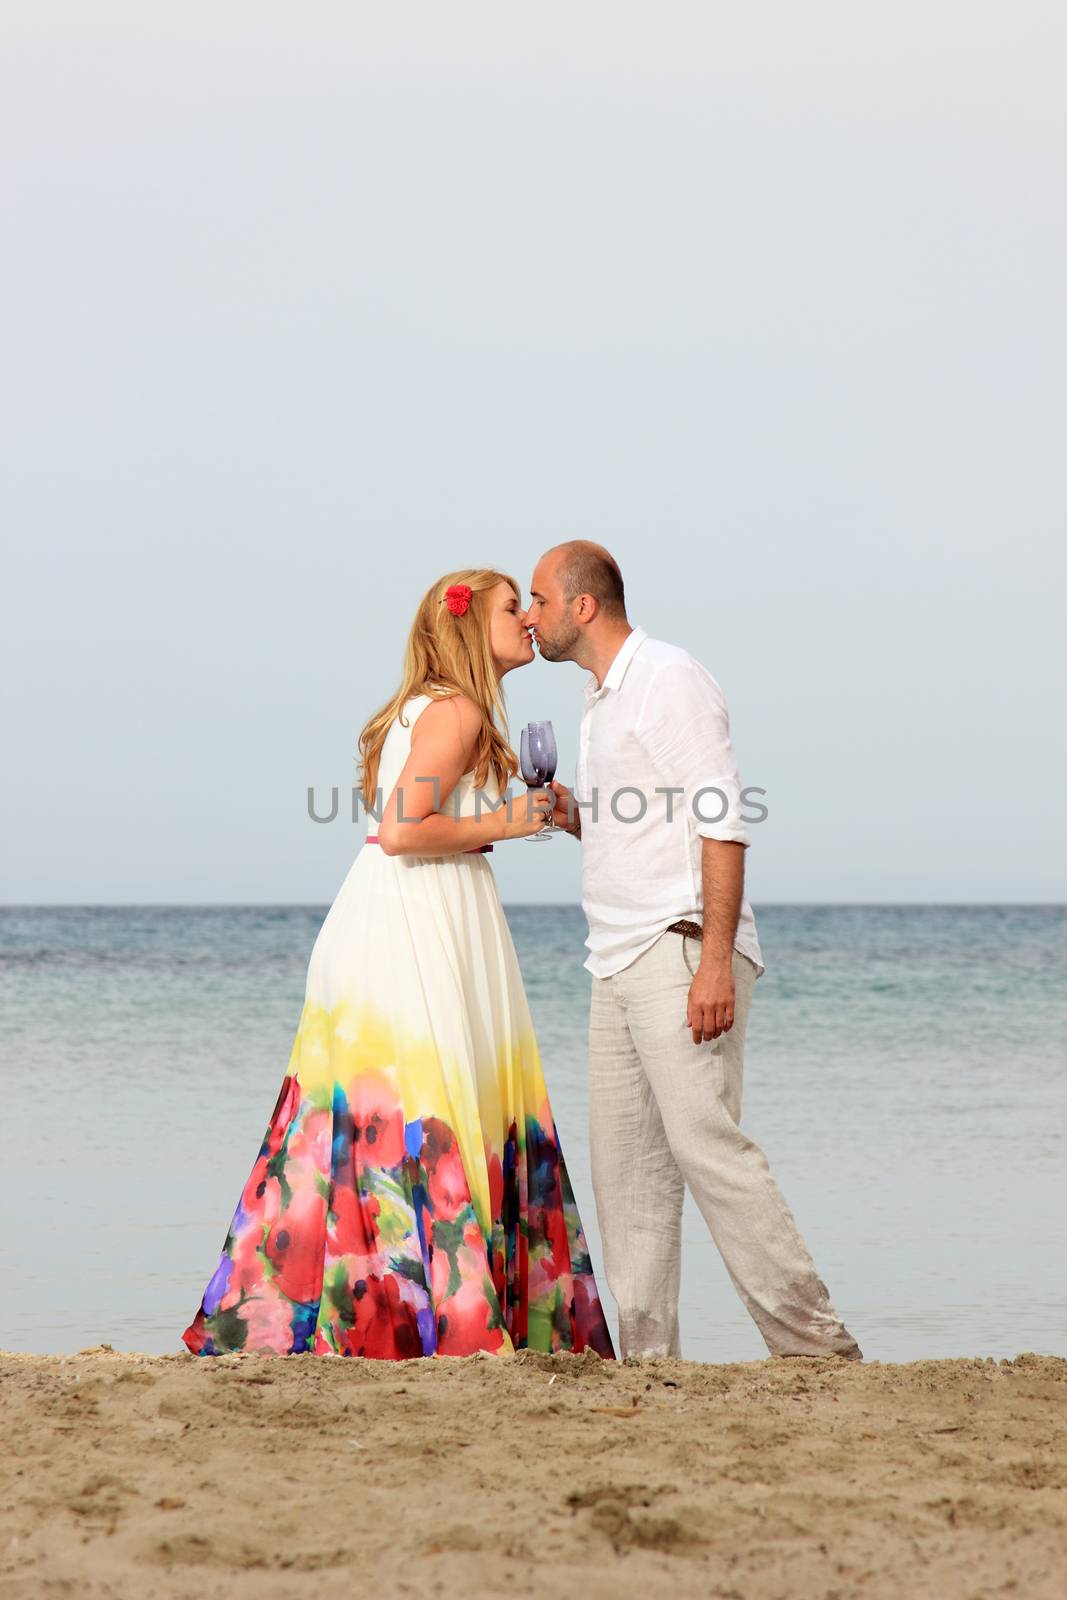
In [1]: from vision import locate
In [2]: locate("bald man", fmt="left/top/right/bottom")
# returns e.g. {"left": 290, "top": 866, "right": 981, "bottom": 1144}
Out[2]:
{"left": 526, "top": 541, "right": 861, "bottom": 1361}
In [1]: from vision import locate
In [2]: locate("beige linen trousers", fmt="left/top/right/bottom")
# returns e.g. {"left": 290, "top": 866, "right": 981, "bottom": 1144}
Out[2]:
{"left": 588, "top": 930, "right": 861, "bottom": 1360}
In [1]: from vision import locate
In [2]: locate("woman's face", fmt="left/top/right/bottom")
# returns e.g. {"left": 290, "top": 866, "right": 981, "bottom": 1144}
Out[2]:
{"left": 487, "top": 581, "right": 535, "bottom": 675}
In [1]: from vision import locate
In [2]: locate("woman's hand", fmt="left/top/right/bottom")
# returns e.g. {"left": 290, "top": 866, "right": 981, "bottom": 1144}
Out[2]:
{"left": 499, "top": 786, "right": 554, "bottom": 841}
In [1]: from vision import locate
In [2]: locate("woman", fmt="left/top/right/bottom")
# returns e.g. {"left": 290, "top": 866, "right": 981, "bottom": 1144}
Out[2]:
{"left": 182, "top": 569, "right": 615, "bottom": 1360}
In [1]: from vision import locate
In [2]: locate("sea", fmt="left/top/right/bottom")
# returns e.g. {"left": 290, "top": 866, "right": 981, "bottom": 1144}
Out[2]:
{"left": 1, "top": 904, "right": 1063, "bottom": 1364}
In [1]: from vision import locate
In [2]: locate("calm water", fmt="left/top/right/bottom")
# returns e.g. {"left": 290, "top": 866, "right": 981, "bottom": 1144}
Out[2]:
{"left": 1, "top": 904, "right": 1064, "bottom": 1363}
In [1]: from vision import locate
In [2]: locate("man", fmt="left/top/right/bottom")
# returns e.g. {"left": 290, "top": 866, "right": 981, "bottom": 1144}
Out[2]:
{"left": 527, "top": 540, "right": 861, "bottom": 1361}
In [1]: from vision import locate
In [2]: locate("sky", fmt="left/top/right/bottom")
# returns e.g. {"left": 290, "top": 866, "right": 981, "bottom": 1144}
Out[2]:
{"left": 3, "top": 2, "right": 1065, "bottom": 906}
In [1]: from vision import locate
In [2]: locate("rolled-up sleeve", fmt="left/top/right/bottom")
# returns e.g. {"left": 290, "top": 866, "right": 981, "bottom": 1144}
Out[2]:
{"left": 634, "top": 663, "right": 751, "bottom": 846}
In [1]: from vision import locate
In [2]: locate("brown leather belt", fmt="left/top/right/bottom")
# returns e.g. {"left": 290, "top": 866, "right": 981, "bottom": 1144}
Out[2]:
{"left": 666, "top": 918, "right": 703, "bottom": 940}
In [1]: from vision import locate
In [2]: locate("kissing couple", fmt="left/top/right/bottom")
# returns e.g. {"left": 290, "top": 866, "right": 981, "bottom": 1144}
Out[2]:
{"left": 183, "top": 542, "right": 860, "bottom": 1365}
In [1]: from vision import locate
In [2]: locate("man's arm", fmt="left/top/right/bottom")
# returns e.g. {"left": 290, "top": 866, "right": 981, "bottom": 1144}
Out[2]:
{"left": 634, "top": 662, "right": 752, "bottom": 848}
{"left": 685, "top": 838, "right": 744, "bottom": 1044}
{"left": 632, "top": 662, "right": 751, "bottom": 1044}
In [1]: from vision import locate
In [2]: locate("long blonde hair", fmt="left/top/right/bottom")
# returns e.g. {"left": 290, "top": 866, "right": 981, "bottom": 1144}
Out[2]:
{"left": 357, "top": 568, "right": 521, "bottom": 808}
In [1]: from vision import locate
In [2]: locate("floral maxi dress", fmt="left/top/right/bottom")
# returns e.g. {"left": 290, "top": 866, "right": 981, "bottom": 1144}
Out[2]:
{"left": 182, "top": 694, "right": 615, "bottom": 1360}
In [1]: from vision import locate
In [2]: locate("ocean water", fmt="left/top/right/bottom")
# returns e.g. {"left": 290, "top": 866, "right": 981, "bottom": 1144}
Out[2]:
{"left": 1, "top": 904, "right": 1064, "bottom": 1364}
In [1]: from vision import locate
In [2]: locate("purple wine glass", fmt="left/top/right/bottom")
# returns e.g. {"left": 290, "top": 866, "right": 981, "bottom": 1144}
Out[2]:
{"left": 519, "top": 721, "right": 557, "bottom": 840}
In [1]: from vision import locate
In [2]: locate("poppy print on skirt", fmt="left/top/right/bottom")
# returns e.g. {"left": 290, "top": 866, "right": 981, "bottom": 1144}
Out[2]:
{"left": 182, "top": 999, "right": 614, "bottom": 1361}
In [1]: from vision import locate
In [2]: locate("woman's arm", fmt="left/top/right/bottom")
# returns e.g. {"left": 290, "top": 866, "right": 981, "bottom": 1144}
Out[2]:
{"left": 377, "top": 696, "right": 551, "bottom": 856}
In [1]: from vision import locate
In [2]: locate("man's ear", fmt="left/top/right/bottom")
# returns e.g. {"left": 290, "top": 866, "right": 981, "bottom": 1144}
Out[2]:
{"left": 576, "top": 594, "right": 599, "bottom": 624}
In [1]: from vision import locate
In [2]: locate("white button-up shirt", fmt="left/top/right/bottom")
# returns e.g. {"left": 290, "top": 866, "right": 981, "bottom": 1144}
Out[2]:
{"left": 575, "top": 624, "right": 764, "bottom": 980}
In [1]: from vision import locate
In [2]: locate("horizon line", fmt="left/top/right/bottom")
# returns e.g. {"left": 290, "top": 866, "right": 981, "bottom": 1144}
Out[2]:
{"left": 2, "top": 901, "right": 1064, "bottom": 912}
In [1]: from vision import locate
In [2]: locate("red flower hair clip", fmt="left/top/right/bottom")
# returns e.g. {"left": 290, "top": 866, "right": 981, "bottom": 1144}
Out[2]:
{"left": 445, "top": 583, "right": 473, "bottom": 616}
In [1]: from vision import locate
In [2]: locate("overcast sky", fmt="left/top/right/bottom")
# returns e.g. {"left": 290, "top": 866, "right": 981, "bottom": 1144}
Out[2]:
{"left": 3, "top": 2, "right": 1065, "bottom": 906}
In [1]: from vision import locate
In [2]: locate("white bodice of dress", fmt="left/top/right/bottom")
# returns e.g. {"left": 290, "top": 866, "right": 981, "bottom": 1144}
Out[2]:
{"left": 373, "top": 692, "right": 502, "bottom": 822}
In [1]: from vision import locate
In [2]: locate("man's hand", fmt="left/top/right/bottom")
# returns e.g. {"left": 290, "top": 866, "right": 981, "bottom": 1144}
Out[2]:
{"left": 686, "top": 957, "right": 735, "bottom": 1044}
{"left": 549, "top": 781, "right": 581, "bottom": 837}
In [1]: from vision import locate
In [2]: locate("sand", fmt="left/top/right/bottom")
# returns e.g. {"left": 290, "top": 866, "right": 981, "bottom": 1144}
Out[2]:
{"left": 1, "top": 1346, "right": 1064, "bottom": 1598}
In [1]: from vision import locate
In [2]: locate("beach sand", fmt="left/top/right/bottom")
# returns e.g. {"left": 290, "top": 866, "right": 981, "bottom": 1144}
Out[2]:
{"left": 1, "top": 1347, "right": 1064, "bottom": 1598}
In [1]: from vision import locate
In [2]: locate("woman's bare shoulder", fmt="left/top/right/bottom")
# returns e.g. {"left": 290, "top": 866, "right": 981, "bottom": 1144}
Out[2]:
{"left": 410, "top": 692, "right": 482, "bottom": 745}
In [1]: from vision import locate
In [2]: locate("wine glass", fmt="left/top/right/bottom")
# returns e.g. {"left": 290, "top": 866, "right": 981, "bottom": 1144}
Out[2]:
{"left": 519, "top": 721, "right": 557, "bottom": 841}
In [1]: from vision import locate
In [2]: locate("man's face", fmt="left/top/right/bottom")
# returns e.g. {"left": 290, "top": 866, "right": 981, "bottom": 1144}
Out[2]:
{"left": 527, "top": 556, "right": 581, "bottom": 662}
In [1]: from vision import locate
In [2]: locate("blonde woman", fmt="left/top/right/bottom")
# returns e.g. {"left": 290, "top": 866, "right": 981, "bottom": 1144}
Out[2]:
{"left": 182, "top": 569, "right": 615, "bottom": 1361}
